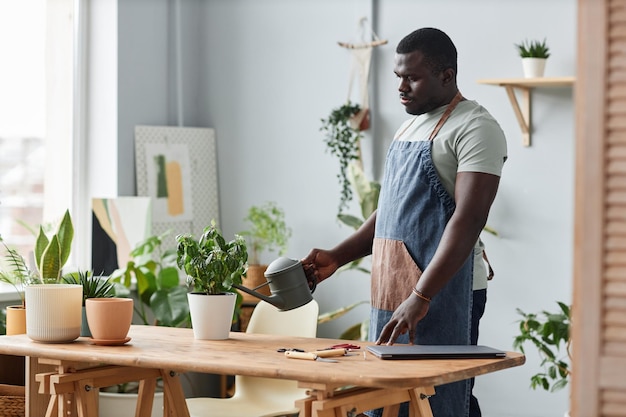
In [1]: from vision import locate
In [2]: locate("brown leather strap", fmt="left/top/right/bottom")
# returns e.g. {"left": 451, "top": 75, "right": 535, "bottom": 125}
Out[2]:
{"left": 428, "top": 91, "right": 464, "bottom": 141}
{"left": 483, "top": 249, "right": 495, "bottom": 280}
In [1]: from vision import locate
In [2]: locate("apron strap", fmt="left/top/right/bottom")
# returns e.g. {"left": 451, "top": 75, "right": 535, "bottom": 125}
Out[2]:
{"left": 428, "top": 91, "right": 464, "bottom": 141}
{"left": 483, "top": 249, "right": 495, "bottom": 280}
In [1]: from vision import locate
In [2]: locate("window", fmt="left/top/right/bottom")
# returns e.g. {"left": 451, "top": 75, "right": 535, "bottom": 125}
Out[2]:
{"left": 0, "top": 0, "right": 77, "bottom": 264}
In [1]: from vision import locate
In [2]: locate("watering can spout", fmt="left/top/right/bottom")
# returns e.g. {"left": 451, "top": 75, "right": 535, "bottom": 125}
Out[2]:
{"left": 232, "top": 257, "right": 313, "bottom": 311}
{"left": 232, "top": 284, "right": 287, "bottom": 309}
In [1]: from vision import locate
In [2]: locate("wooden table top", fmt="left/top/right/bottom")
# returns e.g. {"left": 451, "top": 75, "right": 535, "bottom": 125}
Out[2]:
{"left": 0, "top": 325, "right": 524, "bottom": 390}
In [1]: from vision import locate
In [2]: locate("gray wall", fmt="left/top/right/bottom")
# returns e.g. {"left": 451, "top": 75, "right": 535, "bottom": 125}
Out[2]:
{"left": 87, "top": 1, "right": 576, "bottom": 415}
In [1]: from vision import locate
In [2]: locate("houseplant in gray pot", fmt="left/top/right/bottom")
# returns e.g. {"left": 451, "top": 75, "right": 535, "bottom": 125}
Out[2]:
{"left": 176, "top": 220, "right": 248, "bottom": 340}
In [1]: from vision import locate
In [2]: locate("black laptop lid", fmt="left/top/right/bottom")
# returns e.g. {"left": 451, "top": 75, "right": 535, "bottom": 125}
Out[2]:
{"left": 366, "top": 345, "right": 507, "bottom": 360}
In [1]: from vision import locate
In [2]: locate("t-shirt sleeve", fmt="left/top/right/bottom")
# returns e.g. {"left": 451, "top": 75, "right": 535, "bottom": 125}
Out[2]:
{"left": 456, "top": 117, "right": 508, "bottom": 176}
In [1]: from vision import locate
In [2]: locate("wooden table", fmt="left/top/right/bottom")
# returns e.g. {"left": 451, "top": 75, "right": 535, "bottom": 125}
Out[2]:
{"left": 0, "top": 325, "right": 524, "bottom": 417}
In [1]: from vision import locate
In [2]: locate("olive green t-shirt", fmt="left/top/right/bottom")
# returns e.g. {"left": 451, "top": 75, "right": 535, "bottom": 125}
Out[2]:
{"left": 395, "top": 99, "right": 507, "bottom": 290}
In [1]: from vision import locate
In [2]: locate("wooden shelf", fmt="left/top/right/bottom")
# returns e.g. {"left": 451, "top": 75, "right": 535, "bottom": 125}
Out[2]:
{"left": 477, "top": 77, "right": 575, "bottom": 146}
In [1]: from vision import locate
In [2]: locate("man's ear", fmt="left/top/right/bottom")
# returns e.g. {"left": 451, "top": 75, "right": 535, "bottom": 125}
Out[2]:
{"left": 440, "top": 68, "right": 456, "bottom": 86}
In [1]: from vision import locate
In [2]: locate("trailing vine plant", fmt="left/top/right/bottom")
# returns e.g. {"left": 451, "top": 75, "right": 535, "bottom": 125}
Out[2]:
{"left": 320, "top": 101, "right": 363, "bottom": 215}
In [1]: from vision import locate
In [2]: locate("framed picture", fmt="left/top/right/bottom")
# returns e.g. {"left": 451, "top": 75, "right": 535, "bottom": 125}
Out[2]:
{"left": 135, "top": 126, "right": 219, "bottom": 249}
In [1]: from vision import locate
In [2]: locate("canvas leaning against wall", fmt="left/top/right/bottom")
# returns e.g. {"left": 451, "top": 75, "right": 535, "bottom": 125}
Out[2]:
{"left": 92, "top": 197, "right": 151, "bottom": 275}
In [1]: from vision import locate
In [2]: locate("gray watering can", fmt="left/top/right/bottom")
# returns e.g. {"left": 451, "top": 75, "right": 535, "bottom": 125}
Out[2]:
{"left": 232, "top": 257, "right": 315, "bottom": 311}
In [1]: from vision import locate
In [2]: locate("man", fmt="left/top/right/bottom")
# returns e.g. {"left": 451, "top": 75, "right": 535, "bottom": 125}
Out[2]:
{"left": 302, "top": 28, "right": 507, "bottom": 417}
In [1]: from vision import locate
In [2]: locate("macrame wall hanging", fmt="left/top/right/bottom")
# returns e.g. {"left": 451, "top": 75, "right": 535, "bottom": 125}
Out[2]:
{"left": 338, "top": 17, "right": 387, "bottom": 132}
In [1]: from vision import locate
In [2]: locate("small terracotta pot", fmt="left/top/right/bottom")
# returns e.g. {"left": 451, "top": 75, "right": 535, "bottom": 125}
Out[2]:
{"left": 6, "top": 305, "right": 26, "bottom": 335}
{"left": 86, "top": 298, "right": 133, "bottom": 341}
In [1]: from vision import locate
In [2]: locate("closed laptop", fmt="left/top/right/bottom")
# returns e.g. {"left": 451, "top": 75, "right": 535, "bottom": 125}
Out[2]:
{"left": 366, "top": 344, "right": 507, "bottom": 360}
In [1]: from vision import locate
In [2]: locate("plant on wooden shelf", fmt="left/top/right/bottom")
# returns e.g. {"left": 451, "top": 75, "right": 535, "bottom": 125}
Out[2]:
{"left": 176, "top": 220, "right": 248, "bottom": 339}
{"left": 515, "top": 38, "right": 550, "bottom": 78}
{"left": 515, "top": 38, "right": 551, "bottom": 59}
{"left": 513, "top": 301, "right": 571, "bottom": 392}
{"left": 111, "top": 232, "right": 190, "bottom": 328}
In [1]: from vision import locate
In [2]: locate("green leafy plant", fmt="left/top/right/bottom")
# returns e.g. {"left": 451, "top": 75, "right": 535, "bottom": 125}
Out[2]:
{"left": 320, "top": 101, "right": 364, "bottom": 214}
{"left": 240, "top": 202, "right": 292, "bottom": 265}
{"left": 0, "top": 235, "right": 35, "bottom": 307}
{"left": 111, "top": 232, "right": 190, "bottom": 328}
{"left": 515, "top": 38, "right": 550, "bottom": 59}
{"left": 33, "top": 209, "right": 74, "bottom": 283}
{"left": 513, "top": 301, "right": 571, "bottom": 392}
{"left": 176, "top": 220, "right": 248, "bottom": 295}
{"left": 62, "top": 270, "right": 115, "bottom": 305}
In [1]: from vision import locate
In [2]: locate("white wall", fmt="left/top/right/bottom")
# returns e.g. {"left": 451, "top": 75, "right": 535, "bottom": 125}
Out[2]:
{"left": 89, "top": 0, "right": 576, "bottom": 415}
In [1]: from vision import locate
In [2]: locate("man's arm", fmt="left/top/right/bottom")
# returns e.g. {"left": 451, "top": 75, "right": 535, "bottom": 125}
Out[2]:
{"left": 302, "top": 211, "right": 377, "bottom": 285}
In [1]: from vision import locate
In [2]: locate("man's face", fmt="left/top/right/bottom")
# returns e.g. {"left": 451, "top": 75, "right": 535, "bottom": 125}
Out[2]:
{"left": 394, "top": 51, "right": 448, "bottom": 115}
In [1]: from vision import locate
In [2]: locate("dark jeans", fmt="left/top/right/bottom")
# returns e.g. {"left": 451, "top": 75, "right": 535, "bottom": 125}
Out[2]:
{"left": 470, "top": 289, "right": 487, "bottom": 417}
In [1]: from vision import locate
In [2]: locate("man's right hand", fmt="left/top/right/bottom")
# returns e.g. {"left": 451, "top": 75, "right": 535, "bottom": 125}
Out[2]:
{"left": 301, "top": 248, "right": 339, "bottom": 289}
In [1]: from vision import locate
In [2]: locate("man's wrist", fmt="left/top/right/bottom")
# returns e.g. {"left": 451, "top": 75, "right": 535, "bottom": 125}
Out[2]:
{"left": 411, "top": 288, "right": 432, "bottom": 303}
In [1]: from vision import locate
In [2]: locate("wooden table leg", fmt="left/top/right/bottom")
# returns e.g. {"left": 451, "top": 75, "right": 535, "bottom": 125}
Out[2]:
{"left": 300, "top": 384, "right": 436, "bottom": 417}
{"left": 408, "top": 387, "right": 435, "bottom": 417}
{"left": 161, "top": 370, "right": 190, "bottom": 417}
{"left": 136, "top": 378, "right": 157, "bottom": 417}
{"left": 73, "top": 378, "right": 98, "bottom": 417}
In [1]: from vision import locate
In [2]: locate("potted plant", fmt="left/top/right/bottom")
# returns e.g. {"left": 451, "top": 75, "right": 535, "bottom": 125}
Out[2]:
{"left": 0, "top": 236, "right": 35, "bottom": 335}
{"left": 513, "top": 301, "right": 571, "bottom": 392}
{"left": 176, "top": 220, "right": 248, "bottom": 340}
{"left": 515, "top": 38, "right": 550, "bottom": 78}
{"left": 238, "top": 202, "right": 291, "bottom": 304}
{"left": 320, "top": 101, "right": 365, "bottom": 215}
{"left": 111, "top": 232, "right": 190, "bottom": 328}
{"left": 24, "top": 209, "right": 83, "bottom": 343}
{"left": 62, "top": 270, "right": 115, "bottom": 337}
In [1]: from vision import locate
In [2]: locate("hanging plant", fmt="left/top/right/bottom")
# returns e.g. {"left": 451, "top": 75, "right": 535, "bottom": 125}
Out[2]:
{"left": 320, "top": 101, "right": 363, "bottom": 214}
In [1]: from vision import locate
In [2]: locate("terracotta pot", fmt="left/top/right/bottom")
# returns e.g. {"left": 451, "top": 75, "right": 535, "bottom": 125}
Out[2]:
{"left": 5, "top": 305, "right": 26, "bottom": 335}
{"left": 86, "top": 298, "right": 133, "bottom": 342}
{"left": 25, "top": 284, "right": 83, "bottom": 343}
{"left": 187, "top": 292, "right": 236, "bottom": 340}
{"left": 238, "top": 264, "right": 270, "bottom": 304}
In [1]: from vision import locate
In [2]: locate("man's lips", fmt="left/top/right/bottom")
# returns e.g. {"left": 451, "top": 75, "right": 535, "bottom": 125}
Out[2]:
{"left": 400, "top": 95, "right": 412, "bottom": 105}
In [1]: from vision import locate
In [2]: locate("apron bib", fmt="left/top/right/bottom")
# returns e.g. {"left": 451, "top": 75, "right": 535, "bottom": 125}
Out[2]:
{"left": 368, "top": 92, "right": 473, "bottom": 417}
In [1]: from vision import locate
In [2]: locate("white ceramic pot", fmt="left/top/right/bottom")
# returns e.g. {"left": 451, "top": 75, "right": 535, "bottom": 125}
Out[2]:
{"left": 187, "top": 292, "right": 236, "bottom": 340}
{"left": 25, "top": 284, "right": 83, "bottom": 342}
{"left": 99, "top": 391, "right": 163, "bottom": 417}
{"left": 522, "top": 57, "right": 547, "bottom": 78}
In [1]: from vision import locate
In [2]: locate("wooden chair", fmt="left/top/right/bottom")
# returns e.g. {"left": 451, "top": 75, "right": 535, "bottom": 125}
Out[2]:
{"left": 186, "top": 299, "right": 319, "bottom": 417}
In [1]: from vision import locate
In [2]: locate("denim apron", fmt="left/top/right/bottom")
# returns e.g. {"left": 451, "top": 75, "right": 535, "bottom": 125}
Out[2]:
{"left": 368, "top": 92, "right": 473, "bottom": 417}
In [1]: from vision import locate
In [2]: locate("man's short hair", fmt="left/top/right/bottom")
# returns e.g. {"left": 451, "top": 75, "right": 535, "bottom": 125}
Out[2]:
{"left": 396, "top": 28, "right": 457, "bottom": 75}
